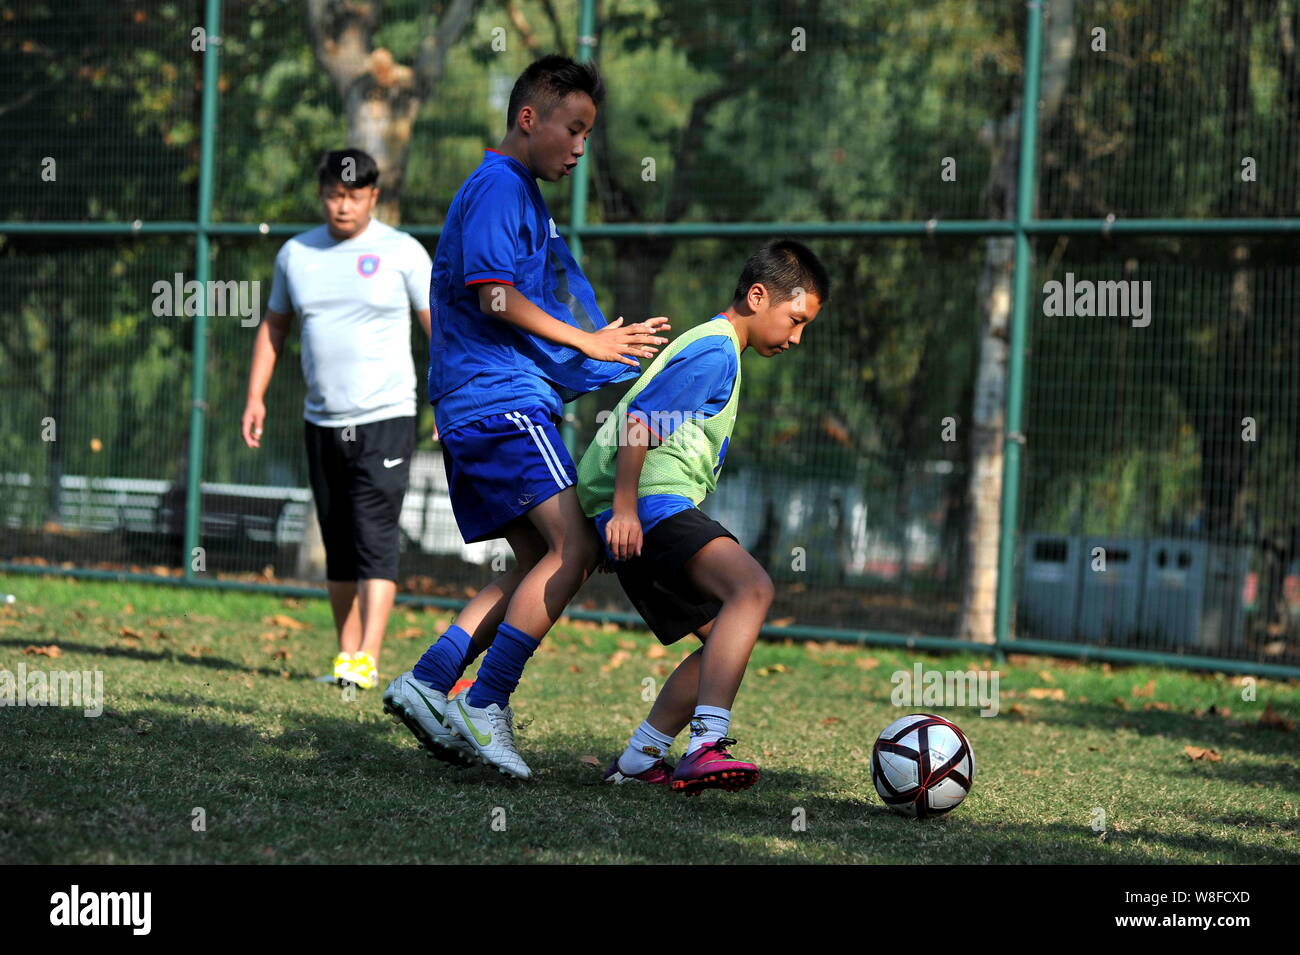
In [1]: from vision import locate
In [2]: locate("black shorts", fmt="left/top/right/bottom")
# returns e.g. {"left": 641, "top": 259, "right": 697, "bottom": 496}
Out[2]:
{"left": 613, "top": 508, "right": 738, "bottom": 645}
{"left": 304, "top": 416, "right": 415, "bottom": 582}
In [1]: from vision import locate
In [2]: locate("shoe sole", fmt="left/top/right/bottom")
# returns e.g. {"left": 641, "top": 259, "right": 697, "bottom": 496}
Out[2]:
{"left": 382, "top": 697, "right": 479, "bottom": 769}
{"left": 670, "top": 768, "right": 759, "bottom": 796}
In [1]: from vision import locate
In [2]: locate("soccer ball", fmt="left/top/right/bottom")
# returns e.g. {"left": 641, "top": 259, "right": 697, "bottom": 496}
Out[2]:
{"left": 871, "top": 713, "right": 975, "bottom": 818}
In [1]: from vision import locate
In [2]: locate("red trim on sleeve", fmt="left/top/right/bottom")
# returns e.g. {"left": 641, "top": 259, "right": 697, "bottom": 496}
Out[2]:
{"left": 465, "top": 278, "right": 515, "bottom": 287}
{"left": 626, "top": 411, "right": 663, "bottom": 442}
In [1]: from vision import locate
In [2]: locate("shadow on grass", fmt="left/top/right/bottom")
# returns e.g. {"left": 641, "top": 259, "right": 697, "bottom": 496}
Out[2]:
{"left": 0, "top": 637, "right": 300, "bottom": 680}
{"left": 4, "top": 700, "right": 1297, "bottom": 865}
{"left": 1027, "top": 699, "right": 1300, "bottom": 763}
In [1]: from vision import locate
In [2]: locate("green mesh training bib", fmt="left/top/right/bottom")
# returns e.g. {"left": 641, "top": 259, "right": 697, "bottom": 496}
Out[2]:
{"left": 578, "top": 319, "right": 741, "bottom": 517}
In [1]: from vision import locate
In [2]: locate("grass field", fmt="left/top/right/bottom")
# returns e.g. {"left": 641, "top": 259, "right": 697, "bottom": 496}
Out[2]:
{"left": 2, "top": 572, "right": 1298, "bottom": 864}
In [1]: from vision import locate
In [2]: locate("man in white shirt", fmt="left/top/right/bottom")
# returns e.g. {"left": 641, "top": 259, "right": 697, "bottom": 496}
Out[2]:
{"left": 242, "top": 149, "right": 432, "bottom": 690}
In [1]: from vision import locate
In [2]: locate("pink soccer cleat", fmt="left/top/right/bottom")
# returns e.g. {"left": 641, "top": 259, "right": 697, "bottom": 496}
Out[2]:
{"left": 602, "top": 756, "right": 674, "bottom": 786}
{"left": 670, "top": 738, "right": 759, "bottom": 796}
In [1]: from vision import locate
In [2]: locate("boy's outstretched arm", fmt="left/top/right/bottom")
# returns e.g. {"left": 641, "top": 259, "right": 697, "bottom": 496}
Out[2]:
{"left": 476, "top": 283, "right": 669, "bottom": 367}
{"left": 607, "top": 416, "right": 655, "bottom": 560}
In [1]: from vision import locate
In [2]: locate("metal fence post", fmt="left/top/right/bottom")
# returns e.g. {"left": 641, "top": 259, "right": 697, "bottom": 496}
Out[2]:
{"left": 994, "top": 0, "right": 1045, "bottom": 648}
{"left": 183, "top": 0, "right": 222, "bottom": 580}
{"left": 560, "top": 0, "right": 598, "bottom": 453}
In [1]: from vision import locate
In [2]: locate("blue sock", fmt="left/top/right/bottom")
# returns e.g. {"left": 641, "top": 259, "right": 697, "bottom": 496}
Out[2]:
{"left": 412, "top": 624, "right": 477, "bottom": 694}
{"left": 466, "top": 623, "right": 540, "bottom": 709}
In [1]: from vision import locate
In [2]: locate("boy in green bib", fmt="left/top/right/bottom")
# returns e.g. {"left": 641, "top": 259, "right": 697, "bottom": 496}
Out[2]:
{"left": 577, "top": 240, "right": 830, "bottom": 795}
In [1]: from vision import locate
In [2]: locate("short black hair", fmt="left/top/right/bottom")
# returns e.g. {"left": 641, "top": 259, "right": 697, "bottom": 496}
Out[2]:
{"left": 317, "top": 148, "right": 380, "bottom": 190}
{"left": 506, "top": 55, "right": 605, "bottom": 130}
{"left": 732, "top": 240, "right": 832, "bottom": 307}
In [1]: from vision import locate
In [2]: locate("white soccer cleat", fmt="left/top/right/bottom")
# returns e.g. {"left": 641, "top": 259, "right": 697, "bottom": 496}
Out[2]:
{"left": 382, "top": 672, "right": 479, "bottom": 768}
{"left": 447, "top": 695, "right": 532, "bottom": 780}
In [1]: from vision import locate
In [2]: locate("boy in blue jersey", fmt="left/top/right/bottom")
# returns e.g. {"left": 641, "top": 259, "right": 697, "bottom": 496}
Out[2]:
{"left": 577, "top": 241, "right": 830, "bottom": 795}
{"left": 383, "top": 56, "right": 670, "bottom": 780}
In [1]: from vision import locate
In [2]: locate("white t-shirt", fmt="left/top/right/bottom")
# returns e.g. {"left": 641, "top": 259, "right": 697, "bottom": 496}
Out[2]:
{"left": 268, "top": 219, "right": 431, "bottom": 427}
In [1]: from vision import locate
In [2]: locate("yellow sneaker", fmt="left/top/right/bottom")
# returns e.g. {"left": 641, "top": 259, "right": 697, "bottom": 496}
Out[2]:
{"left": 339, "top": 651, "right": 378, "bottom": 690}
{"left": 332, "top": 652, "right": 354, "bottom": 683}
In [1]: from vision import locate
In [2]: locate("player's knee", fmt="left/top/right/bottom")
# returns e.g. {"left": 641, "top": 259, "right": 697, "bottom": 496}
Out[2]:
{"left": 724, "top": 569, "right": 773, "bottom": 609}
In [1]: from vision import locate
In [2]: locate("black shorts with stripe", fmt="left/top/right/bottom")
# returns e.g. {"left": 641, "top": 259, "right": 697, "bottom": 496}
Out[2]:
{"left": 304, "top": 415, "right": 415, "bottom": 582}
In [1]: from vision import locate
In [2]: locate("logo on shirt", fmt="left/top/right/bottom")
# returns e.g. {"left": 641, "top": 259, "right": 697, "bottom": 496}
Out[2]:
{"left": 356, "top": 254, "right": 381, "bottom": 277}
{"left": 548, "top": 218, "right": 560, "bottom": 239}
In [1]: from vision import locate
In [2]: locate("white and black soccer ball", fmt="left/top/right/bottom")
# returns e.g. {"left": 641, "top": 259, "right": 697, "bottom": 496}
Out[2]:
{"left": 871, "top": 714, "right": 975, "bottom": 819}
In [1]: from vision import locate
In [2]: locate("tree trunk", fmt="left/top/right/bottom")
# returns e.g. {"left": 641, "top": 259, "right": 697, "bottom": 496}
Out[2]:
{"left": 307, "top": 0, "right": 477, "bottom": 225}
{"left": 957, "top": 0, "right": 1075, "bottom": 643}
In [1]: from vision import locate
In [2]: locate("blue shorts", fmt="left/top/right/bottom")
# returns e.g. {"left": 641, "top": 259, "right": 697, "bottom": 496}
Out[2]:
{"left": 439, "top": 406, "right": 577, "bottom": 543}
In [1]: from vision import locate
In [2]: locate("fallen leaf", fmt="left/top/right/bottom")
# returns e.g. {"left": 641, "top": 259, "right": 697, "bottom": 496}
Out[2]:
{"left": 757, "top": 663, "right": 790, "bottom": 676}
{"left": 268, "top": 614, "right": 306, "bottom": 631}
{"left": 1112, "top": 697, "right": 1129, "bottom": 710}
{"left": 1008, "top": 703, "right": 1029, "bottom": 718}
{"left": 119, "top": 627, "right": 143, "bottom": 640}
{"left": 821, "top": 716, "right": 841, "bottom": 725}
{"left": 1027, "top": 687, "right": 1065, "bottom": 700}
{"left": 617, "top": 638, "right": 637, "bottom": 650}
{"left": 646, "top": 644, "right": 668, "bottom": 659}
{"left": 569, "top": 664, "right": 582, "bottom": 673}
{"left": 1131, "top": 680, "right": 1156, "bottom": 698}
{"left": 1142, "top": 701, "right": 1172, "bottom": 711}
{"left": 579, "top": 755, "right": 601, "bottom": 768}
{"left": 1184, "top": 746, "right": 1222, "bottom": 762}
{"left": 1037, "top": 670, "right": 1055, "bottom": 683}
{"left": 770, "top": 617, "right": 796, "bottom": 628}
{"left": 122, "top": 603, "right": 134, "bottom": 615}
{"left": 600, "top": 650, "right": 631, "bottom": 673}
{"left": 396, "top": 627, "right": 423, "bottom": 639}
{"left": 855, "top": 656, "right": 880, "bottom": 671}
{"left": 271, "top": 649, "right": 291, "bottom": 661}
{"left": 22, "top": 644, "right": 61, "bottom": 657}
{"left": 1259, "top": 703, "right": 1296, "bottom": 732}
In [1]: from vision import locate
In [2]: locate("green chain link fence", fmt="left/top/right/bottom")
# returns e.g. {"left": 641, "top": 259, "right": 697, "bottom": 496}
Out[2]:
{"left": 2, "top": 0, "right": 1298, "bottom": 676}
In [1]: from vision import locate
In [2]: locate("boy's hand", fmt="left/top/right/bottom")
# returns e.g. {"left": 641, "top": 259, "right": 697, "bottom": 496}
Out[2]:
{"left": 605, "top": 510, "right": 643, "bottom": 561}
{"left": 582, "top": 316, "right": 672, "bottom": 367}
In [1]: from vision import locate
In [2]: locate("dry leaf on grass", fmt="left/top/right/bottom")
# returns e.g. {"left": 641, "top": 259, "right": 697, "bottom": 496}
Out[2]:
{"left": 1113, "top": 697, "right": 1129, "bottom": 710}
{"left": 22, "top": 645, "right": 61, "bottom": 658}
{"left": 1259, "top": 703, "right": 1296, "bottom": 732}
{"left": 1037, "top": 670, "right": 1055, "bottom": 683}
{"left": 1131, "top": 679, "right": 1156, "bottom": 698}
{"left": 756, "top": 663, "right": 790, "bottom": 677}
{"left": 119, "top": 627, "right": 143, "bottom": 640}
{"left": 1184, "top": 746, "right": 1222, "bottom": 762}
{"left": 1027, "top": 687, "right": 1065, "bottom": 700}
{"left": 855, "top": 657, "right": 880, "bottom": 671}
{"left": 600, "top": 650, "right": 631, "bottom": 672}
{"left": 579, "top": 755, "right": 601, "bottom": 768}
{"left": 1008, "top": 703, "right": 1030, "bottom": 718}
{"left": 268, "top": 614, "right": 306, "bottom": 631}
{"left": 646, "top": 644, "right": 668, "bottom": 659}
{"left": 821, "top": 717, "right": 841, "bottom": 725}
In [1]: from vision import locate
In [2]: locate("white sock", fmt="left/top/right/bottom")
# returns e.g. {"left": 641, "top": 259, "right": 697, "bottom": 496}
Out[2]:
{"left": 686, "top": 705, "right": 731, "bottom": 755}
{"left": 619, "top": 721, "right": 676, "bottom": 774}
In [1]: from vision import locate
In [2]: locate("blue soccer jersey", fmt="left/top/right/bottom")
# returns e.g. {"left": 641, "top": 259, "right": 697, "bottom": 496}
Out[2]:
{"left": 428, "top": 148, "right": 637, "bottom": 434}
{"left": 593, "top": 315, "right": 738, "bottom": 556}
